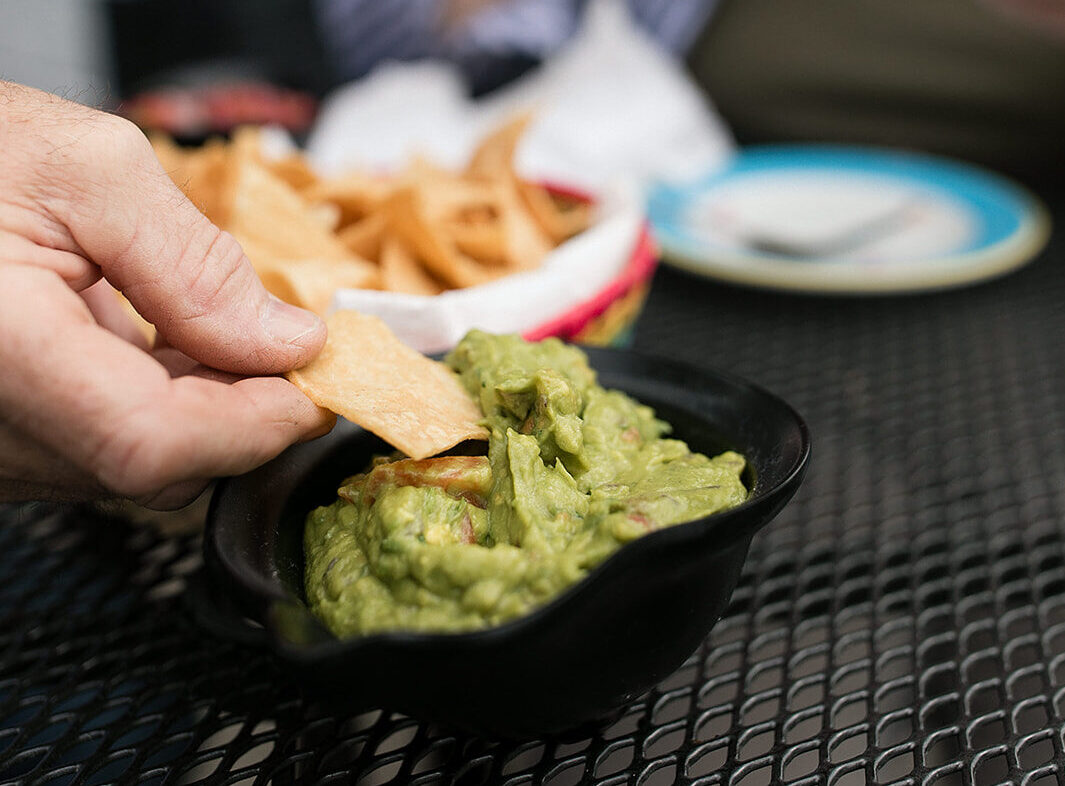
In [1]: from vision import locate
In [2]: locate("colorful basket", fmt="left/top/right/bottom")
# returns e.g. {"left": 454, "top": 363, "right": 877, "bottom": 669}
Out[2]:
{"left": 523, "top": 182, "right": 658, "bottom": 347}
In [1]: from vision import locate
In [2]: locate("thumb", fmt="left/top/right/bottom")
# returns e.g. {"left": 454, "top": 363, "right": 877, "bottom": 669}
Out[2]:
{"left": 52, "top": 110, "right": 325, "bottom": 375}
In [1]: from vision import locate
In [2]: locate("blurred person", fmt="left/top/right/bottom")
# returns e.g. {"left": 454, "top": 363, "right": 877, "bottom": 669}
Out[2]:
{"left": 687, "top": 0, "right": 1065, "bottom": 180}
{"left": 104, "top": 0, "right": 718, "bottom": 137}
{"left": 0, "top": 81, "right": 334, "bottom": 509}
{"left": 315, "top": 0, "right": 720, "bottom": 94}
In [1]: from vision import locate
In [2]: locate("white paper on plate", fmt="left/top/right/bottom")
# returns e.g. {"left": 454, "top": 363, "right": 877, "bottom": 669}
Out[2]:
{"left": 330, "top": 181, "right": 644, "bottom": 354}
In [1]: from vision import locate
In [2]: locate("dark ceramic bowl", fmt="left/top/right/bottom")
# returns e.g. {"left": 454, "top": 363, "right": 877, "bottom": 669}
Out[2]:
{"left": 203, "top": 347, "right": 809, "bottom": 738}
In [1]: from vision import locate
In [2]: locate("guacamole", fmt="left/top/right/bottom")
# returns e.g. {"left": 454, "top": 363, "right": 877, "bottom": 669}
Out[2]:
{"left": 304, "top": 332, "right": 747, "bottom": 637}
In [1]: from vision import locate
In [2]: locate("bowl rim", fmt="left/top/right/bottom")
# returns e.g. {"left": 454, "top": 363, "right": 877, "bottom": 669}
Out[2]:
{"left": 205, "top": 346, "right": 811, "bottom": 658}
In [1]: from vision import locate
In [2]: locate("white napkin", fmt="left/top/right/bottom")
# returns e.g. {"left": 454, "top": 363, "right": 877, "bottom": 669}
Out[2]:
{"left": 307, "top": 0, "right": 734, "bottom": 188}
{"left": 479, "top": 0, "right": 734, "bottom": 190}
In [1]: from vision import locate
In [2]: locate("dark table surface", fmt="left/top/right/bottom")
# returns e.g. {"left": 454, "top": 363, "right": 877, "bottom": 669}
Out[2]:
{"left": 2, "top": 192, "right": 1064, "bottom": 786}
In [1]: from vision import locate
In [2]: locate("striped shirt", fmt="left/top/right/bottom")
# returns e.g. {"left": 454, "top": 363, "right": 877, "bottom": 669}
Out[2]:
{"left": 315, "top": 0, "right": 717, "bottom": 91}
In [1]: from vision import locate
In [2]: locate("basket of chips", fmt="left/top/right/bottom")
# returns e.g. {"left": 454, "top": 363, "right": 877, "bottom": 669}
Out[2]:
{"left": 147, "top": 116, "right": 655, "bottom": 353}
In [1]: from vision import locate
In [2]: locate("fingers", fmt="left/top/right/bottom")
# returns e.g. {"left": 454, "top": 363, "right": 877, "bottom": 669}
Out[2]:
{"left": 82, "top": 121, "right": 326, "bottom": 375}
{"left": 0, "top": 86, "right": 336, "bottom": 509}
{"left": 79, "top": 278, "right": 151, "bottom": 350}
{"left": 151, "top": 346, "right": 234, "bottom": 380}
{"left": 0, "top": 229, "right": 100, "bottom": 290}
{"left": 0, "top": 265, "right": 335, "bottom": 502}
{"left": 5, "top": 88, "right": 325, "bottom": 375}
{"left": 88, "top": 374, "right": 335, "bottom": 500}
{"left": 0, "top": 416, "right": 211, "bottom": 510}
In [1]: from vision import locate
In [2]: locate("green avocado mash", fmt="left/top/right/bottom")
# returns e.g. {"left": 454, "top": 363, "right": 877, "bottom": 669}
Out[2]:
{"left": 304, "top": 331, "right": 747, "bottom": 637}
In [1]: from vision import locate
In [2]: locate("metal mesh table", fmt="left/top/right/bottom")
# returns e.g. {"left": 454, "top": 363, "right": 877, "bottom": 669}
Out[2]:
{"left": 2, "top": 192, "right": 1064, "bottom": 786}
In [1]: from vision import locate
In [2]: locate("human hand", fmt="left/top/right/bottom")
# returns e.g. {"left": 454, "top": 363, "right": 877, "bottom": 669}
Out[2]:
{"left": 0, "top": 82, "right": 335, "bottom": 509}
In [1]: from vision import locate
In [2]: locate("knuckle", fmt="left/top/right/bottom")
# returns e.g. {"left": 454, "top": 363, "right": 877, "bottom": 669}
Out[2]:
{"left": 32, "top": 110, "right": 156, "bottom": 219}
{"left": 3, "top": 98, "right": 151, "bottom": 201}
{"left": 170, "top": 230, "right": 272, "bottom": 371}
{"left": 96, "top": 113, "right": 151, "bottom": 160}
{"left": 200, "top": 227, "right": 249, "bottom": 281}
{"left": 66, "top": 112, "right": 144, "bottom": 173}
{"left": 180, "top": 228, "right": 251, "bottom": 315}
{"left": 78, "top": 116, "right": 158, "bottom": 200}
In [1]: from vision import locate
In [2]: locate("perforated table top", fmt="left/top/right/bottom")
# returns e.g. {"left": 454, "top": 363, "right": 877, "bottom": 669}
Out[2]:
{"left": 2, "top": 192, "right": 1064, "bottom": 786}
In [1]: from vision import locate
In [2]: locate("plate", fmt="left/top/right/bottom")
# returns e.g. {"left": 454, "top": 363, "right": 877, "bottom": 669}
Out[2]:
{"left": 648, "top": 145, "right": 1050, "bottom": 294}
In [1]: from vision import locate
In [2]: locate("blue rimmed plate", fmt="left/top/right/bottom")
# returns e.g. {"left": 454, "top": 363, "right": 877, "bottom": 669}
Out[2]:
{"left": 648, "top": 145, "right": 1050, "bottom": 294}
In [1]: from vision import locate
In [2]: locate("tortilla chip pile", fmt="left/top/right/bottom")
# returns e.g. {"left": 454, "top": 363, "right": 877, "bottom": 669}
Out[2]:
{"left": 150, "top": 117, "right": 592, "bottom": 315}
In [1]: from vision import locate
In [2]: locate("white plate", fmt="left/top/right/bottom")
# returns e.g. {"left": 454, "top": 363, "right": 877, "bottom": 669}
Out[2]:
{"left": 648, "top": 145, "right": 1050, "bottom": 294}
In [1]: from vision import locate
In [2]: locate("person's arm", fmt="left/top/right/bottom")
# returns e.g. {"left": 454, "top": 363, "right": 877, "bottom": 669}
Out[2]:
{"left": 315, "top": 0, "right": 447, "bottom": 81}
{"left": 0, "top": 82, "right": 334, "bottom": 509}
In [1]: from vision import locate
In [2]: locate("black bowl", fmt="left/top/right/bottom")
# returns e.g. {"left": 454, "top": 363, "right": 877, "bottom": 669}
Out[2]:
{"left": 203, "top": 347, "right": 809, "bottom": 738}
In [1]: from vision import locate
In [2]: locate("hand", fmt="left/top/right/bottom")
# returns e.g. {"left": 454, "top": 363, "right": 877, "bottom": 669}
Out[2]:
{"left": 0, "top": 82, "right": 335, "bottom": 509}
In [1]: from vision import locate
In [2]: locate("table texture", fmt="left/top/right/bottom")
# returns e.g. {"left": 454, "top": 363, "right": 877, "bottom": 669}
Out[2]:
{"left": 1, "top": 194, "right": 1064, "bottom": 785}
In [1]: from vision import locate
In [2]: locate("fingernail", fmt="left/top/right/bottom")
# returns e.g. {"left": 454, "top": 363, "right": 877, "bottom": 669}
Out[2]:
{"left": 298, "top": 410, "right": 338, "bottom": 443}
{"left": 262, "top": 295, "right": 323, "bottom": 346}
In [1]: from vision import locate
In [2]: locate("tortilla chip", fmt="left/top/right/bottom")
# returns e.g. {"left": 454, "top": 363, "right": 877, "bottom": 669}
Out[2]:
{"left": 258, "top": 257, "right": 380, "bottom": 315}
{"left": 518, "top": 181, "right": 593, "bottom": 243}
{"left": 150, "top": 134, "right": 228, "bottom": 222}
{"left": 446, "top": 220, "right": 506, "bottom": 265}
{"left": 225, "top": 156, "right": 355, "bottom": 263}
{"left": 467, "top": 113, "right": 532, "bottom": 181}
{"left": 401, "top": 155, "right": 454, "bottom": 185}
{"left": 496, "top": 181, "right": 553, "bottom": 271}
{"left": 267, "top": 155, "right": 320, "bottom": 191}
{"left": 386, "top": 188, "right": 501, "bottom": 288}
{"left": 417, "top": 178, "right": 499, "bottom": 223}
{"left": 146, "top": 113, "right": 586, "bottom": 305}
{"left": 309, "top": 201, "right": 342, "bottom": 233}
{"left": 229, "top": 125, "right": 263, "bottom": 161}
{"left": 287, "top": 311, "right": 487, "bottom": 459}
{"left": 380, "top": 237, "right": 444, "bottom": 295}
{"left": 463, "top": 114, "right": 553, "bottom": 269}
{"left": 338, "top": 210, "right": 388, "bottom": 260}
{"left": 303, "top": 174, "right": 391, "bottom": 227}
{"left": 160, "top": 139, "right": 230, "bottom": 223}
{"left": 149, "top": 133, "right": 189, "bottom": 178}
{"left": 229, "top": 233, "right": 286, "bottom": 271}
{"left": 230, "top": 126, "right": 322, "bottom": 191}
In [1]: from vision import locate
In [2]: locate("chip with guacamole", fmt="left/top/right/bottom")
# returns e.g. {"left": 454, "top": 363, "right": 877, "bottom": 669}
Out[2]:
{"left": 304, "top": 331, "right": 748, "bottom": 637}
